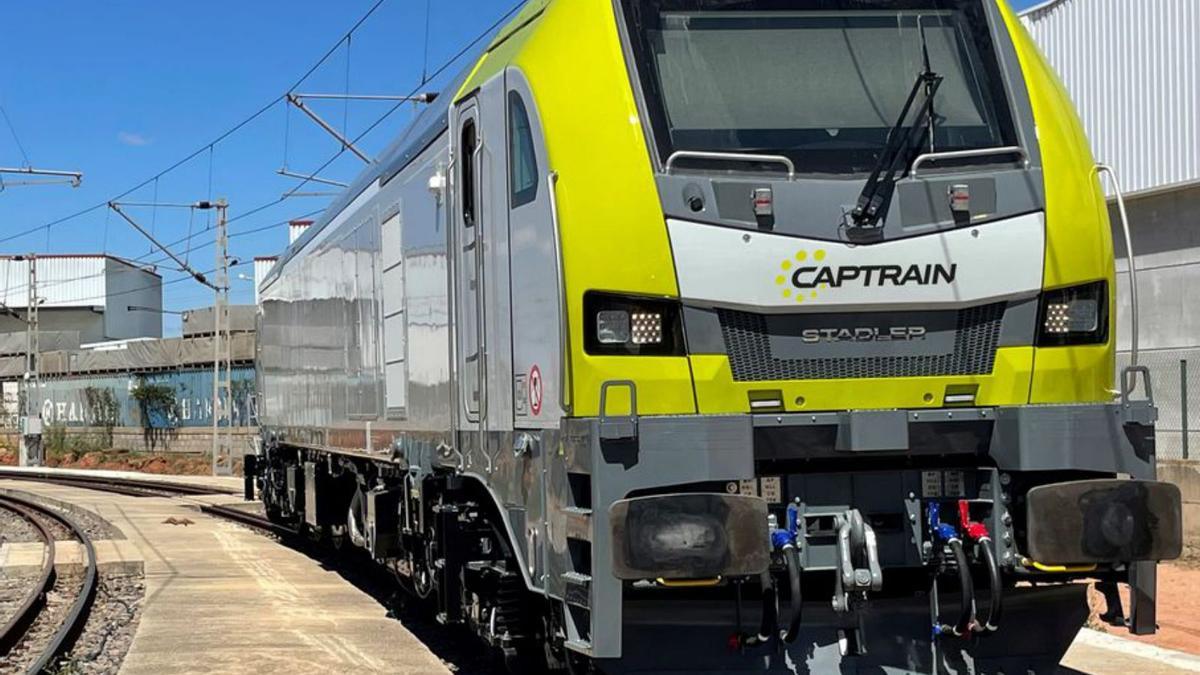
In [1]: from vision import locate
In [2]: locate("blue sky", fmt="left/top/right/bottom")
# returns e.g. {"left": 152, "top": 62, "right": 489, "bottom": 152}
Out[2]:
{"left": 0, "top": 0, "right": 517, "bottom": 334}
{"left": 0, "top": 0, "right": 1042, "bottom": 335}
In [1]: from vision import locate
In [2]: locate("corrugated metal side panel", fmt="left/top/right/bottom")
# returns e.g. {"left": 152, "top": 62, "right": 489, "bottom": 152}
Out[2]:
{"left": 253, "top": 259, "right": 276, "bottom": 305}
{"left": 0, "top": 257, "right": 108, "bottom": 308}
{"left": 1021, "top": 0, "right": 1200, "bottom": 195}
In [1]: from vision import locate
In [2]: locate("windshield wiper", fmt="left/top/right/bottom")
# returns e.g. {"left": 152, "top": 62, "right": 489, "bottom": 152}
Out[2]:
{"left": 847, "top": 68, "right": 943, "bottom": 241}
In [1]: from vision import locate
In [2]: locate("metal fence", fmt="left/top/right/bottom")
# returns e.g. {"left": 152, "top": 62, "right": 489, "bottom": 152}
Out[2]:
{"left": 1119, "top": 350, "right": 1199, "bottom": 461}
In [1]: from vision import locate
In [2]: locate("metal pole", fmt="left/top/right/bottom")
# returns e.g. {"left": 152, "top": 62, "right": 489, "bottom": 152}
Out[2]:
{"left": 291, "top": 92, "right": 437, "bottom": 102}
{"left": 0, "top": 166, "right": 82, "bottom": 187}
{"left": 286, "top": 93, "right": 372, "bottom": 163}
{"left": 109, "top": 202, "right": 217, "bottom": 288}
{"left": 275, "top": 168, "right": 348, "bottom": 188}
{"left": 211, "top": 202, "right": 232, "bottom": 476}
{"left": 19, "top": 254, "right": 41, "bottom": 467}
{"left": 1183, "top": 359, "right": 1190, "bottom": 461}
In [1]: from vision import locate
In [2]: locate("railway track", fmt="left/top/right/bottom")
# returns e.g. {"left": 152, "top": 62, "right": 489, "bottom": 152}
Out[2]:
{"left": 0, "top": 492, "right": 98, "bottom": 674}
{"left": 196, "top": 503, "right": 297, "bottom": 537}
{"left": 0, "top": 469, "right": 237, "bottom": 498}
{"left": 0, "top": 470, "right": 291, "bottom": 536}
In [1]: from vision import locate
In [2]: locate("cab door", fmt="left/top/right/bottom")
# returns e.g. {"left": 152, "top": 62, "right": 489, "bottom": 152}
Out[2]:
{"left": 453, "top": 101, "right": 485, "bottom": 429}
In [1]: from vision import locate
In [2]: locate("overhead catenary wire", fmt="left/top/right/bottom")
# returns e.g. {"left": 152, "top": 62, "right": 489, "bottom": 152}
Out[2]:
{"left": 4, "top": 209, "right": 325, "bottom": 306}
{"left": 2, "top": 205, "right": 325, "bottom": 298}
{"left": 4, "top": 0, "right": 525, "bottom": 309}
{"left": 0, "top": 103, "right": 32, "bottom": 167}
{"left": 0, "top": 0, "right": 392, "bottom": 248}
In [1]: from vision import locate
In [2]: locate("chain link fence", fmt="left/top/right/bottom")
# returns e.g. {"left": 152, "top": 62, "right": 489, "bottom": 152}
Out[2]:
{"left": 1119, "top": 350, "right": 1199, "bottom": 461}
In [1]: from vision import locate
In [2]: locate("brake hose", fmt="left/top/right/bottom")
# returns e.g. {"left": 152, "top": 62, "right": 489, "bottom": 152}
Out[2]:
{"left": 781, "top": 546, "right": 803, "bottom": 643}
{"left": 743, "top": 572, "right": 778, "bottom": 648}
{"left": 948, "top": 539, "right": 976, "bottom": 636}
{"left": 976, "top": 540, "right": 1003, "bottom": 633}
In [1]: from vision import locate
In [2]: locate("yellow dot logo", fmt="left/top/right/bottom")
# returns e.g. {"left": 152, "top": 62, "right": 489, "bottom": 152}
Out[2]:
{"left": 771, "top": 249, "right": 830, "bottom": 304}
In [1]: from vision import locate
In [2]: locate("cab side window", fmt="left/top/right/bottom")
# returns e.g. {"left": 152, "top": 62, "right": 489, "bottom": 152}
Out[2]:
{"left": 461, "top": 120, "right": 478, "bottom": 227}
{"left": 508, "top": 91, "right": 539, "bottom": 208}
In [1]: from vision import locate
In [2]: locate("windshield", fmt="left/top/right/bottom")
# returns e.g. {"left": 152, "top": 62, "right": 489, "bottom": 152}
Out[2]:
{"left": 620, "top": 0, "right": 1018, "bottom": 175}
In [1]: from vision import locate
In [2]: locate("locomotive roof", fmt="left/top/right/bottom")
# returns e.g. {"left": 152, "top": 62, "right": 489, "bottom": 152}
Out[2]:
{"left": 269, "top": 2, "right": 554, "bottom": 282}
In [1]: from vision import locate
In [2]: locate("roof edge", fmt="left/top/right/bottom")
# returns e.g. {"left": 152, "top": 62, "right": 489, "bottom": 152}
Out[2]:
{"left": 1018, "top": 0, "right": 1067, "bottom": 18}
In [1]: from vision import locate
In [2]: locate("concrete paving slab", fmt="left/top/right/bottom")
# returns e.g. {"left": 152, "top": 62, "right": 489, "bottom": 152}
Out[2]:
{"left": 1, "top": 538, "right": 144, "bottom": 576}
{"left": 0, "top": 479, "right": 451, "bottom": 675}
{"left": 1063, "top": 629, "right": 1200, "bottom": 673}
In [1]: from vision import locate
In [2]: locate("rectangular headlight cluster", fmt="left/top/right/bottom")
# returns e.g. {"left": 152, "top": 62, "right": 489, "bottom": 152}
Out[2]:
{"left": 1037, "top": 281, "right": 1108, "bottom": 346}
{"left": 585, "top": 292, "right": 683, "bottom": 356}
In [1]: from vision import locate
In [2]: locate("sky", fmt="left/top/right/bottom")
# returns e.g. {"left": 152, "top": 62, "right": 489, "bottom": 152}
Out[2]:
{"left": 0, "top": 0, "right": 1044, "bottom": 336}
{"left": 0, "top": 0, "right": 519, "bottom": 335}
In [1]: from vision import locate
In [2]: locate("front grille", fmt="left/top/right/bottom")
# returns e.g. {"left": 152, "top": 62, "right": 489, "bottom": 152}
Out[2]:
{"left": 718, "top": 303, "right": 1006, "bottom": 381}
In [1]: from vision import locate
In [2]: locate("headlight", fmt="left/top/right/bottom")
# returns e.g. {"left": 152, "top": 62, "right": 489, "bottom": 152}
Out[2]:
{"left": 584, "top": 292, "right": 684, "bottom": 356}
{"left": 1037, "top": 281, "right": 1108, "bottom": 346}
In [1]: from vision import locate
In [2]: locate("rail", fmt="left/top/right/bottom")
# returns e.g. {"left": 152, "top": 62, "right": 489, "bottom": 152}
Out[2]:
{"left": 0, "top": 491, "right": 98, "bottom": 673}
{"left": 664, "top": 151, "right": 796, "bottom": 179}
{"left": 0, "top": 498, "right": 56, "bottom": 658}
{"left": 198, "top": 503, "right": 298, "bottom": 537}
{"left": 910, "top": 146, "right": 1028, "bottom": 177}
{"left": 0, "top": 468, "right": 238, "bottom": 497}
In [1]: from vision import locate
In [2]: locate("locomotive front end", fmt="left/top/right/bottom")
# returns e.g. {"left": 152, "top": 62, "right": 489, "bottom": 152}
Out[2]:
{"left": 545, "top": 0, "right": 1184, "bottom": 672}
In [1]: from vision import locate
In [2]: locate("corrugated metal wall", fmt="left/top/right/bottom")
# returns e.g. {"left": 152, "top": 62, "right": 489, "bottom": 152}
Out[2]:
{"left": 0, "top": 256, "right": 108, "bottom": 308}
{"left": 253, "top": 258, "right": 277, "bottom": 305}
{"left": 1021, "top": 0, "right": 1200, "bottom": 196}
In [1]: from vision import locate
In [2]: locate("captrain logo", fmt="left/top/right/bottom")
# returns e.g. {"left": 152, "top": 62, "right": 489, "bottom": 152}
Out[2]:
{"left": 773, "top": 249, "right": 957, "bottom": 303}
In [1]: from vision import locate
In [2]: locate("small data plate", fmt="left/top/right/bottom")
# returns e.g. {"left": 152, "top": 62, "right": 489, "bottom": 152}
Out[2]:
{"left": 760, "top": 477, "right": 783, "bottom": 504}
{"left": 944, "top": 471, "right": 965, "bottom": 498}
{"left": 738, "top": 479, "right": 759, "bottom": 498}
{"left": 922, "top": 471, "right": 943, "bottom": 498}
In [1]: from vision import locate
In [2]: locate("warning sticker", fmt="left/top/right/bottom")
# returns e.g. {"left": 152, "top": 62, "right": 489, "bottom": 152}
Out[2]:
{"left": 759, "top": 477, "right": 783, "bottom": 504}
{"left": 921, "top": 471, "right": 943, "bottom": 498}
{"left": 738, "top": 479, "right": 759, "bottom": 498}
{"left": 944, "top": 470, "right": 965, "bottom": 498}
{"left": 528, "top": 365, "right": 543, "bottom": 417}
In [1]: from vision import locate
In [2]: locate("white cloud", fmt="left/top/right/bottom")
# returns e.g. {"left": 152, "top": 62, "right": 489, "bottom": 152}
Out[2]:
{"left": 117, "top": 131, "right": 151, "bottom": 147}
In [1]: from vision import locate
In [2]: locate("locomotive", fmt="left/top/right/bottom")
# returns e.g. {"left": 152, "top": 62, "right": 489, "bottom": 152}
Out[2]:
{"left": 253, "top": 1, "right": 1183, "bottom": 672}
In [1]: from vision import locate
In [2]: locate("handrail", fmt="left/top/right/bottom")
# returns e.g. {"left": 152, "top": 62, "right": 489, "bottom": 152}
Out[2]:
{"left": 665, "top": 151, "right": 796, "bottom": 179}
{"left": 910, "top": 146, "right": 1028, "bottom": 177}
{"left": 1096, "top": 164, "right": 1140, "bottom": 389}
{"left": 548, "top": 171, "right": 572, "bottom": 413}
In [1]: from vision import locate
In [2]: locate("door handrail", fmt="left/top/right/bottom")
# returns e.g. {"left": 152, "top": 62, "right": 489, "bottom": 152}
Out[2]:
{"left": 548, "top": 171, "right": 572, "bottom": 413}
{"left": 1096, "top": 164, "right": 1140, "bottom": 391}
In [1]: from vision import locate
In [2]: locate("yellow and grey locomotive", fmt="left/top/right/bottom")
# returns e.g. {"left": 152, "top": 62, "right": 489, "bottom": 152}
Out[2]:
{"left": 254, "top": 1, "right": 1183, "bottom": 672}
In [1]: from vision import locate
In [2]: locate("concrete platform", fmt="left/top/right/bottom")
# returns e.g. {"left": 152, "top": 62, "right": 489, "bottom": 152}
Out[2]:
{"left": 0, "top": 478, "right": 451, "bottom": 675}
{"left": 1063, "top": 629, "right": 1200, "bottom": 673}
{"left": 0, "top": 538, "right": 144, "bottom": 576}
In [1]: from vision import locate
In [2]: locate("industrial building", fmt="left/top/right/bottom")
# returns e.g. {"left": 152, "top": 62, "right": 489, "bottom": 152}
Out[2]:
{"left": 0, "top": 254, "right": 163, "bottom": 343}
{"left": 1022, "top": 0, "right": 1200, "bottom": 459}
